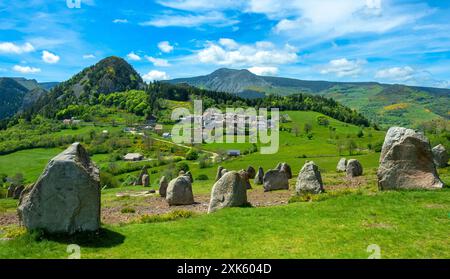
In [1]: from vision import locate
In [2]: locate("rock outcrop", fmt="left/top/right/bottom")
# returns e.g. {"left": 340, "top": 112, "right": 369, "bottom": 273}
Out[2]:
{"left": 208, "top": 171, "right": 248, "bottom": 213}
{"left": 378, "top": 127, "right": 443, "bottom": 190}
{"left": 17, "top": 143, "right": 100, "bottom": 234}
{"left": 295, "top": 161, "right": 324, "bottom": 195}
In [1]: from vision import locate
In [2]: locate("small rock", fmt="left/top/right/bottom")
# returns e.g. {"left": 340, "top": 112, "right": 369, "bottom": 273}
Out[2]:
{"left": 432, "top": 144, "right": 449, "bottom": 168}
{"left": 346, "top": 159, "right": 363, "bottom": 178}
{"left": 336, "top": 158, "right": 347, "bottom": 172}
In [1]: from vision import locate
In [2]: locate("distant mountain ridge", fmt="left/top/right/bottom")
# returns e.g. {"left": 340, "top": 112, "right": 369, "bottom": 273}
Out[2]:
{"left": 167, "top": 68, "right": 450, "bottom": 127}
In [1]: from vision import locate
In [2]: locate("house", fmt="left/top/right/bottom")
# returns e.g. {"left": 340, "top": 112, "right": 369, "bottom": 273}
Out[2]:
{"left": 123, "top": 153, "right": 144, "bottom": 161}
{"left": 154, "top": 124, "right": 163, "bottom": 135}
{"left": 227, "top": 150, "right": 241, "bottom": 156}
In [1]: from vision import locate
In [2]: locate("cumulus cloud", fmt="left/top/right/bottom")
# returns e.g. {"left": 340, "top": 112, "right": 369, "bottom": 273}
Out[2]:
{"left": 113, "top": 19, "right": 128, "bottom": 24}
{"left": 83, "top": 54, "right": 95, "bottom": 59}
{"left": 127, "top": 52, "right": 141, "bottom": 61}
{"left": 248, "top": 66, "right": 278, "bottom": 76}
{"left": 140, "top": 11, "right": 238, "bottom": 28}
{"left": 146, "top": 56, "right": 170, "bottom": 67}
{"left": 375, "top": 66, "right": 414, "bottom": 81}
{"left": 197, "top": 39, "right": 298, "bottom": 67}
{"left": 319, "top": 58, "right": 366, "bottom": 77}
{"left": 158, "top": 41, "right": 174, "bottom": 53}
{"left": 142, "top": 70, "right": 170, "bottom": 82}
{"left": 0, "top": 42, "right": 34, "bottom": 54}
{"left": 12, "top": 65, "right": 41, "bottom": 74}
{"left": 42, "top": 50, "right": 60, "bottom": 64}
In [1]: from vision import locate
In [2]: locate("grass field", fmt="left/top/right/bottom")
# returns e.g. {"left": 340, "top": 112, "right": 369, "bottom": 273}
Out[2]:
{"left": 0, "top": 187, "right": 449, "bottom": 259}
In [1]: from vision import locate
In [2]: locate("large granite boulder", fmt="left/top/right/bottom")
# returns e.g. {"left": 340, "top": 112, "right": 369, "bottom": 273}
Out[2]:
{"left": 208, "top": 171, "right": 248, "bottom": 213}
{"left": 263, "top": 169, "right": 289, "bottom": 192}
{"left": 378, "top": 127, "right": 444, "bottom": 190}
{"left": 254, "top": 167, "right": 264, "bottom": 185}
{"left": 432, "top": 144, "right": 448, "bottom": 168}
{"left": 17, "top": 143, "right": 100, "bottom": 234}
{"left": 295, "top": 161, "right": 324, "bottom": 195}
{"left": 336, "top": 158, "right": 347, "bottom": 172}
{"left": 159, "top": 176, "right": 168, "bottom": 197}
{"left": 346, "top": 159, "right": 363, "bottom": 178}
{"left": 166, "top": 175, "right": 194, "bottom": 205}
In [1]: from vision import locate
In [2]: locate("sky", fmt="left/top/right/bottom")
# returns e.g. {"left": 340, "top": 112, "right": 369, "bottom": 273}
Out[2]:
{"left": 0, "top": 0, "right": 449, "bottom": 88}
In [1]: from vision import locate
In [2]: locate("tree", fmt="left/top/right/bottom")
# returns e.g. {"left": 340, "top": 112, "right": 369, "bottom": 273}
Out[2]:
{"left": 292, "top": 124, "right": 300, "bottom": 137}
{"left": 347, "top": 140, "right": 357, "bottom": 155}
{"left": 186, "top": 149, "right": 199, "bottom": 160}
{"left": 303, "top": 123, "right": 313, "bottom": 134}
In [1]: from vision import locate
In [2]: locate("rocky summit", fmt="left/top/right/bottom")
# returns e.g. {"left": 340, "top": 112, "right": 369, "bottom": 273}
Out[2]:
{"left": 17, "top": 143, "right": 100, "bottom": 234}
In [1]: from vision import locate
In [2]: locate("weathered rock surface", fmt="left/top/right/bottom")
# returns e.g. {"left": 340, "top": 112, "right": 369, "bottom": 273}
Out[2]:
{"left": 246, "top": 166, "right": 256, "bottom": 179}
{"left": 336, "top": 158, "right": 347, "bottom": 172}
{"left": 142, "top": 174, "right": 150, "bottom": 187}
{"left": 254, "top": 167, "right": 264, "bottom": 185}
{"left": 263, "top": 169, "right": 289, "bottom": 192}
{"left": 166, "top": 176, "right": 195, "bottom": 205}
{"left": 432, "top": 144, "right": 448, "bottom": 168}
{"left": 13, "top": 185, "right": 25, "bottom": 199}
{"left": 378, "top": 127, "right": 444, "bottom": 190}
{"left": 346, "top": 159, "right": 363, "bottom": 178}
{"left": 17, "top": 143, "right": 100, "bottom": 234}
{"left": 208, "top": 171, "right": 248, "bottom": 213}
{"left": 159, "top": 176, "right": 168, "bottom": 197}
{"left": 239, "top": 169, "right": 252, "bottom": 189}
{"left": 276, "top": 162, "right": 292, "bottom": 179}
{"left": 215, "top": 166, "right": 224, "bottom": 182}
{"left": 295, "top": 161, "right": 324, "bottom": 195}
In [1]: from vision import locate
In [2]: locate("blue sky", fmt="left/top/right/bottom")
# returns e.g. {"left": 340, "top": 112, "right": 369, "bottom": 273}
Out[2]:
{"left": 0, "top": 0, "right": 449, "bottom": 88}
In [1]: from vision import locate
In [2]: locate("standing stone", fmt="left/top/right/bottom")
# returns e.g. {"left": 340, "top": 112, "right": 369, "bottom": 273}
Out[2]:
{"left": 166, "top": 176, "right": 194, "bottom": 205}
{"left": 134, "top": 166, "right": 148, "bottom": 186}
{"left": 263, "top": 169, "right": 289, "bottom": 192}
{"left": 336, "top": 158, "right": 347, "bottom": 172}
{"left": 254, "top": 167, "right": 264, "bottom": 185}
{"left": 239, "top": 170, "right": 252, "bottom": 189}
{"left": 346, "top": 159, "right": 363, "bottom": 178}
{"left": 142, "top": 174, "right": 150, "bottom": 187}
{"left": 246, "top": 166, "right": 256, "bottom": 179}
{"left": 432, "top": 144, "right": 448, "bottom": 168}
{"left": 13, "top": 185, "right": 25, "bottom": 199}
{"left": 208, "top": 171, "right": 248, "bottom": 213}
{"left": 378, "top": 127, "right": 444, "bottom": 190}
{"left": 17, "top": 143, "right": 100, "bottom": 234}
{"left": 295, "top": 162, "right": 324, "bottom": 195}
{"left": 159, "top": 176, "right": 168, "bottom": 197}
{"left": 277, "top": 162, "right": 292, "bottom": 179}
{"left": 185, "top": 171, "right": 194, "bottom": 183}
{"left": 7, "top": 185, "right": 15, "bottom": 198}
{"left": 215, "top": 166, "right": 224, "bottom": 182}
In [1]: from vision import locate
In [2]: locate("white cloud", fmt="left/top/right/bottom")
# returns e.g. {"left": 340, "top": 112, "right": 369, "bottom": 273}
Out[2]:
{"left": 157, "top": 0, "right": 244, "bottom": 11}
{"left": 140, "top": 11, "right": 238, "bottom": 28}
{"left": 158, "top": 41, "right": 174, "bottom": 53}
{"left": 113, "top": 19, "right": 128, "bottom": 24}
{"left": 0, "top": 42, "right": 34, "bottom": 54}
{"left": 197, "top": 39, "right": 298, "bottom": 67}
{"left": 319, "top": 58, "right": 366, "bottom": 77}
{"left": 127, "top": 52, "right": 141, "bottom": 61}
{"left": 219, "top": 38, "right": 239, "bottom": 50}
{"left": 41, "top": 50, "right": 60, "bottom": 64}
{"left": 83, "top": 54, "right": 95, "bottom": 59}
{"left": 146, "top": 56, "right": 170, "bottom": 67}
{"left": 12, "top": 65, "right": 41, "bottom": 74}
{"left": 375, "top": 66, "right": 415, "bottom": 81}
{"left": 248, "top": 66, "right": 278, "bottom": 76}
{"left": 142, "top": 70, "right": 170, "bottom": 82}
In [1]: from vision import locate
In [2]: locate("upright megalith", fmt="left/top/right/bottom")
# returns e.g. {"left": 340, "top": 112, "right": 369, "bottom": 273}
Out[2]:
{"left": 18, "top": 143, "right": 100, "bottom": 234}
{"left": 239, "top": 169, "right": 252, "bottom": 189}
{"left": 336, "top": 158, "right": 347, "bottom": 172}
{"left": 166, "top": 175, "right": 195, "bottom": 205}
{"left": 215, "top": 166, "right": 224, "bottom": 182}
{"left": 378, "top": 127, "right": 444, "bottom": 190}
{"left": 346, "top": 159, "right": 363, "bottom": 178}
{"left": 263, "top": 163, "right": 291, "bottom": 192}
{"left": 246, "top": 166, "right": 256, "bottom": 179}
{"left": 134, "top": 166, "right": 148, "bottom": 186}
{"left": 295, "top": 161, "right": 324, "bottom": 195}
{"left": 254, "top": 167, "right": 264, "bottom": 185}
{"left": 208, "top": 171, "right": 248, "bottom": 213}
{"left": 159, "top": 176, "right": 168, "bottom": 197}
{"left": 432, "top": 144, "right": 448, "bottom": 168}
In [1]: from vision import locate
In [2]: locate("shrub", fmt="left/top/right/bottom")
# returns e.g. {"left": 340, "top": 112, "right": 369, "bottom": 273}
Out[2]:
{"left": 121, "top": 207, "right": 136, "bottom": 214}
{"left": 136, "top": 210, "right": 195, "bottom": 224}
{"left": 186, "top": 149, "right": 199, "bottom": 160}
{"left": 196, "top": 174, "right": 209, "bottom": 181}
{"left": 357, "top": 129, "right": 364, "bottom": 138}
{"left": 317, "top": 116, "right": 330, "bottom": 126}
{"left": 175, "top": 162, "right": 190, "bottom": 174}
{"left": 100, "top": 172, "right": 119, "bottom": 189}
